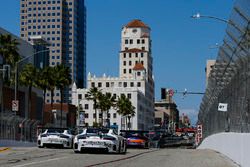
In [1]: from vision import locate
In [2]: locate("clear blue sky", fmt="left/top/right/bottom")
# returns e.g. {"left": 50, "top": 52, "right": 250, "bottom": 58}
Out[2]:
{"left": 0, "top": 0, "right": 234, "bottom": 124}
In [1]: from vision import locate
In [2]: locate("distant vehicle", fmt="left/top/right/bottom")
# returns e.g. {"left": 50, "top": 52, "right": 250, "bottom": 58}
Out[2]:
{"left": 120, "top": 130, "right": 149, "bottom": 148}
{"left": 73, "top": 128, "right": 127, "bottom": 154}
{"left": 37, "top": 128, "right": 74, "bottom": 148}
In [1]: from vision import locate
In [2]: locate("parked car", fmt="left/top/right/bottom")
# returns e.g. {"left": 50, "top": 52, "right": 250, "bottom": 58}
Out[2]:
{"left": 73, "top": 128, "right": 127, "bottom": 154}
{"left": 37, "top": 128, "right": 74, "bottom": 148}
{"left": 120, "top": 130, "right": 150, "bottom": 148}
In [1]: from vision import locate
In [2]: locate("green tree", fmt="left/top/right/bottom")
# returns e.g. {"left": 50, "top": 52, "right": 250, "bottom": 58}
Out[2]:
{"left": 0, "top": 34, "right": 20, "bottom": 84}
{"left": 19, "top": 63, "right": 38, "bottom": 118}
{"left": 45, "top": 66, "right": 56, "bottom": 111}
{"left": 54, "top": 64, "right": 72, "bottom": 127}
{"left": 98, "top": 92, "right": 116, "bottom": 127}
{"left": 86, "top": 87, "right": 101, "bottom": 124}
{"left": 116, "top": 94, "right": 135, "bottom": 130}
{"left": 0, "top": 34, "right": 20, "bottom": 66}
{"left": 35, "top": 67, "right": 50, "bottom": 124}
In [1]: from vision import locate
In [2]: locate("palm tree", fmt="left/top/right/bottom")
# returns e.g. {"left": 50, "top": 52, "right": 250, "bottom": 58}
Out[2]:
{"left": 35, "top": 67, "right": 50, "bottom": 124}
{"left": 54, "top": 64, "right": 72, "bottom": 127}
{"left": 46, "top": 66, "right": 56, "bottom": 111}
{"left": 86, "top": 87, "right": 101, "bottom": 124}
{"left": 19, "top": 63, "right": 38, "bottom": 118}
{"left": 0, "top": 34, "right": 20, "bottom": 85}
{"left": 97, "top": 92, "right": 105, "bottom": 127}
{"left": 116, "top": 94, "right": 135, "bottom": 130}
{"left": 98, "top": 92, "right": 116, "bottom": 127}
{"left": 0, "top": 34, "right": 20, "bottom": 66}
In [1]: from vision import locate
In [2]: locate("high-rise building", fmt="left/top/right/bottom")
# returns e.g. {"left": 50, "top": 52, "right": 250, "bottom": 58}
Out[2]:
{"left": 20, "top": 0, "right": 86, "bottom": 103}
{"left": 72, "top": 19, "right": 155, "bottom": 131}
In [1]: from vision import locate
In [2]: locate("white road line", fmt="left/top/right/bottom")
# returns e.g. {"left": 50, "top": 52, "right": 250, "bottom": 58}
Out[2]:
{"left": 12, "top": 156, "right": 68, "bottom": 167}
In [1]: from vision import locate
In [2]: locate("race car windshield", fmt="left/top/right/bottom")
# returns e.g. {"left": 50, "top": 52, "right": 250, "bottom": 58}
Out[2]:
{"left": 86, "top": 129, "right": 109, "bottom": 134}
{"left": 47, "top": 129, "right": 64, "bottom": 134}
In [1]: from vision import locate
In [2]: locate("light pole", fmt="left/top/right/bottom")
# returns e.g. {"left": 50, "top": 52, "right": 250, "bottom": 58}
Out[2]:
{"left": 14, "top": 49, "right": 49, "bottom": 114}
{"left": 191, "top": 13, "right": 240, "bottom": 31}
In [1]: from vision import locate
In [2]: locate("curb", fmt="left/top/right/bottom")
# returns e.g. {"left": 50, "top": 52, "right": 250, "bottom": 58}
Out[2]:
{"left": 0, "top": 147, "right": 10, "bottom": 152}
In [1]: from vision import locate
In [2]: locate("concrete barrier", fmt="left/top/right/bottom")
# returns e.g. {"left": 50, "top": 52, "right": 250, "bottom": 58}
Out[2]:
{"left": 0, "top": 140, "right": 36, "bottom": 147}
{"left": 198, "top": 132, "right": 250, "bottom": 167}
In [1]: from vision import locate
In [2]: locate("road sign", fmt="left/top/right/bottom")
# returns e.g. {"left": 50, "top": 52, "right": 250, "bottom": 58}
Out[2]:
{"left": 12, "top": 100, "right": 19, "bottom": 112}
{"left": 218, "top": 103, "right": 228, "bottom": 112}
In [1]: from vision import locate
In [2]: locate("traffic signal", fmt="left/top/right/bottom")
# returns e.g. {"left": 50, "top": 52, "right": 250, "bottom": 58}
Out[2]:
{"left": 3, "top": 64, "right": 10, "bottom": 81}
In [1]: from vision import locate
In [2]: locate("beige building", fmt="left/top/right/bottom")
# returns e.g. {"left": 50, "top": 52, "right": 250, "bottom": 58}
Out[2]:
{"left": 155, "top": 88, "right": 179, "bottom": 131}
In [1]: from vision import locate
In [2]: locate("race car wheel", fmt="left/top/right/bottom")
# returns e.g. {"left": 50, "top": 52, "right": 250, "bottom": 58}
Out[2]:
{"left": 74, "top": 143, "right": 78, "bottom": 150}
{"left": 118, "top": 142, "right": 121, "bottom": 153}
{"left": 74, "top": 149, "right": 80, "bottom": 153}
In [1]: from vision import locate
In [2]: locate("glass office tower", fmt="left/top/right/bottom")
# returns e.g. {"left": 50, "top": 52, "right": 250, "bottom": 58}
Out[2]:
{"left": 20, "top": 0, "right": 86, "bottom": 103}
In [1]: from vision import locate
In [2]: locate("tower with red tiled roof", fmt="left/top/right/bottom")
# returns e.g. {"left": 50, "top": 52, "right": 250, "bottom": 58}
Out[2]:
{"left": 72, "top": 19, "right": 155, "bottom": 131}
{"left": 119, "top": 19, "right": 152, "bottom": 83}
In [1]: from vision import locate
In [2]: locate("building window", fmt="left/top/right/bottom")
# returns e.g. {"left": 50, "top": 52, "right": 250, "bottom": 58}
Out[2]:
{"left": 106, "top": 82, "right": 110, "bottom": 87}
{"left": 91, "top": 82, "right": 95, "bottom": 87}
{"left": 123, "top": 82, "right": 127, "bottom": 87}
{"left": 137, "top": 39, "right": 140, "bottom": 44}
{"left": 137, "top": 82, "right": 141, "bottom": 87}
{"left": 125, "top": 39, "right": 128, "bottom": 44}
{"left": 99, "top": 113, "right": 102, "bottom": 118}
{"left": 123, "top": 53, "right": 126, "bottom": 58}
{"left": 137, "top": 72, "right": 141, "bottom": 76}
{"left": 141, "top": 53, "right": 144, "bottom": 57}
{"left": 111, "top": 82, "right": 114, "bottom": 87}
{"left": 129, "top": 69, "right": 132, "bottom": 73}
{"left": 128, "top": 93, "right": 131, "bottom": 99}
{"left": 130, "top": 82, "right": 134, "bottom": 87}
{"left": 113, "top": 113, "right": 117, "bottom": 118}
{"left": 78, "top": 94, "right": 82, "bottom": 99}
{"left": 129, "top": 53, "right": 132, "bottom": 58}
{"left": 142, "top": 47, "right": 145, "bottom": 50}
{"left": 118, "top": 82, "right": 122, "bottom": 87}
{"left": 135, "top": 53, "right": 138, "bottom": 57}
{"left": 123, "top": 61, "right": 126, "bottom": 66}
{"left": 85, "top": 104, "right": 88, "bottom": 109}
{"left": 130, "top": 39, "right": 133, "bottom": 44}
{"left": 142, "top": 39, "right": 145, "bottom": 44}
{"left": 108, "top": 113, "right": 111, "bottom": 118}
{"left": 123, "top": 69, "right": 126, "bottom": 74}
{"left": 85, "top": 113, "right": 88, "bottom": 118}
{"left": 98, "top": 82, "right": 102, "bottom": 87}
{"left": 129, "top": 61, "right": 132, "bottom": 65}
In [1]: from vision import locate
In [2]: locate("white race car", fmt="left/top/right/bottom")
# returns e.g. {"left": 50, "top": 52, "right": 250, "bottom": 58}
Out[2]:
{"left": 73, "top": 128, "right": 127, "bottom": 154}
{"left": 37, "top": 128, "right": 74, "bottom": 148}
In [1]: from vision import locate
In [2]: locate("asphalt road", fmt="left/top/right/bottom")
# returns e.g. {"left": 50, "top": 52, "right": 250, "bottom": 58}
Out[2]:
{"left": 0, "top": 147, "right": 238, "bottom": 167}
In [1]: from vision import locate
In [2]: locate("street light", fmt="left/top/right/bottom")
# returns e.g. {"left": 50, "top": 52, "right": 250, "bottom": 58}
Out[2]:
{"left": 191, "top": 13, "right": 240, "bottom": 31}
{"left": 14, "top": 49, "right": 49, "bottom": 113}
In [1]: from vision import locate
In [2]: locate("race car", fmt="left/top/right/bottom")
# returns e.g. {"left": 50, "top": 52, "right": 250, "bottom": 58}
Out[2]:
{"left": 37, "top": 128, "right": 74, "bottom": 148}
{"left": 73, "top": 128, "right": 127, "bottom": 154}
{"left": 120, "top": 130, "right": 150, "bottom": 148}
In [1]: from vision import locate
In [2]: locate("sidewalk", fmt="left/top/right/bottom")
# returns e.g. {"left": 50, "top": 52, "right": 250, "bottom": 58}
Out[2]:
{"left": 0, "top": 140, "right": 36, "bottom": 147}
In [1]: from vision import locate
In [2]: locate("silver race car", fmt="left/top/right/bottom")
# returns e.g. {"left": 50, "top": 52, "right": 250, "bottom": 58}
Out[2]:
{"left": 37, "top": 128, "right": 74, "bottom": 148}
{"left": 73, "top": 128, "right": 127, "bottom": 154}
